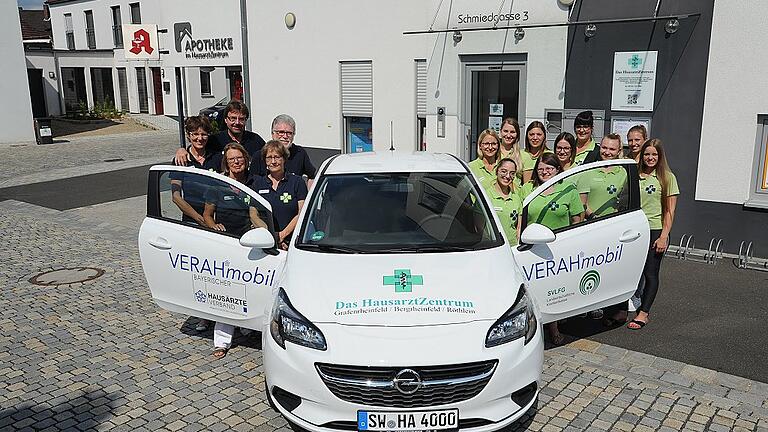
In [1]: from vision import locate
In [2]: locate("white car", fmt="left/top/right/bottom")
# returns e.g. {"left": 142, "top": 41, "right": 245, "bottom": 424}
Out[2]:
{"left": 139, "top": 152, "right": 648, "bottom": 432}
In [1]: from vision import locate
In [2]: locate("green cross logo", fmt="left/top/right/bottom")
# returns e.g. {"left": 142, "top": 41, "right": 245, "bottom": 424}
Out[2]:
{"left": 280, "top": 192, "right": 292, "bottom": 203}
{"left": 628, "top": 54, "right": 643, "bottom": 69}
{"left": 383, "top": 269, "right": 423, "bottom": 293}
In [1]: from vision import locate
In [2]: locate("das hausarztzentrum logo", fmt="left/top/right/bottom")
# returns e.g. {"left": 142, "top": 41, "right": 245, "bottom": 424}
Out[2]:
{"left": 383, "top": 269, "right": 424, "bottom": 293}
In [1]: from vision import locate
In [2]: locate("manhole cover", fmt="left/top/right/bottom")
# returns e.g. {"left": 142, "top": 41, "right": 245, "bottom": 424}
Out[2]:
{"left": 29, "top": 267, "right": 105, "bottom": 286}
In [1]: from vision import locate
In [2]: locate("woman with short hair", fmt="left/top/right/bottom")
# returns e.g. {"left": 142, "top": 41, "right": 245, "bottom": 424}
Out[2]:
{"left": 468, "top": 129, "right": 501, "bottom": 189}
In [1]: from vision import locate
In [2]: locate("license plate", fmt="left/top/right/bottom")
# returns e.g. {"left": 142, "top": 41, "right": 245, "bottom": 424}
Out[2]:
{"left": 357, "top": 409, "right": 458, "bottom": 432}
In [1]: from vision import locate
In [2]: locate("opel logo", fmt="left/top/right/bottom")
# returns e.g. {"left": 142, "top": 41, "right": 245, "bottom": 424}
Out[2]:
{"left": 393, "top": 369, "right": 422, "bottom": 395}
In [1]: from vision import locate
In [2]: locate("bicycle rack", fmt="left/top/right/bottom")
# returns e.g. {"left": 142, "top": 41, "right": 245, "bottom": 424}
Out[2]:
{"left": 737, "top": 241, "right": 768, "bottom": 272}
{"left": 667, "top": 234, "right": 723, "bottom": 264}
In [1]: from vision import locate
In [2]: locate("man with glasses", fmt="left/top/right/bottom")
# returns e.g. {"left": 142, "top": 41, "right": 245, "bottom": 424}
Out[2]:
{"left": 573, "top": 110, "right": 601, "bottom": 166}
{"left": 251, "top": 114, "right": 317, "bottom": 188}
{"left": 174, "top": 100, "right": 266, "bottom": 167}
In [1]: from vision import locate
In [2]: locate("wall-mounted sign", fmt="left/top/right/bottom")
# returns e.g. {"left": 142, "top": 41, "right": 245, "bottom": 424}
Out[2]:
{"left": 611, "top": 51, "right": 658, "bottom": 111}
{"left": 489, "top": 116, "right": 502, "bottom": 131}
{"left": 123, "top": 24, "right": 159, "bottom": 60}
{"left": 611, "top": 116, "right": 651, "bottom": 142}
{"left": 437, "top": 0, "right": 564, "bottom": 29}
{"left": 490, "top": 104, "right": 504, "bottom": 116}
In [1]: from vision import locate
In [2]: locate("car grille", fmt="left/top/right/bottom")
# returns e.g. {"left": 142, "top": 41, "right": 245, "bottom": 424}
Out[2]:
{"left": 315, "top": 360, "right": 497, "bottom": 408}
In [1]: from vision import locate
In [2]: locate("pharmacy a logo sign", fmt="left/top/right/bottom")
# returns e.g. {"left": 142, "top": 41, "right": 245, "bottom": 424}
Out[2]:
{"left": 579, "top": 270, "right": 601, "bottom": 295}
{"left": 383, "top": 269, "right": 423, "bottom": 293}
{"left": 628, "top": 54, "right": 643, "bottom": 69}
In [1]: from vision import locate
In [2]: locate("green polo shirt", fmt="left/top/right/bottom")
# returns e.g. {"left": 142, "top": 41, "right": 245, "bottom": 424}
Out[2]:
{"left": 573, "top": 139, "right": 597, "bottom": 166}
{"left": 517, "top": 181, "right": 534, "bottom": 201}
{"left": 468, "top": 159, "right": 495, "bottom": 190}
{"left": 520, "top": 149, "right": 554, "bottom": 172}
{"left": 577, "top": 166, "right": 628, "bottom": 218}
{"left": 639, "top": 170, "right": 680, "bottom": 230}
{"left": 526, "top": 182, "right": 584, "bottom": 231}
{"left": 486, "top": 183, "right": 523, "bottom": 246}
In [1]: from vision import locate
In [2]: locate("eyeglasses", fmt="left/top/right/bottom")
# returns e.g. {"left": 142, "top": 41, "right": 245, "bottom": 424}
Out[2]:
{"left": 497, "top": 169, "right": 514, "bottom": 177}
{"left": 226, "top": 115, "right": 247, "bottom": 122}
{"left": 479, "top": 141, "right": 498, "bottom": 147}
{"left": 189, "top": 132, "right": 209, "bottom": 138}
{"left": 227, "top": 156, "right": 245, "bottom": 163}
{"left": 555, "top": 146, "right": 571, "bottom": 153}
{"left": 273, "top": 130, "right": 295, "bottom": 136}
{"left": 575, "top": 125, "right": 592, "bottom": 130}
{"left": 265, "top": 155, "right": 283, "bottom": 161}
{"left": 536, "top": 166, "right": 557, "bottom": 173}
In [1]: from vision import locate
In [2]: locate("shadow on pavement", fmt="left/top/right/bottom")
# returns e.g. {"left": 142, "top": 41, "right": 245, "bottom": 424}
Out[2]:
{"left": 179, "top": 316, "right": 263, "bottom": 351}
{"left": 0, "top": 387, "right": 118, "bottom": 430}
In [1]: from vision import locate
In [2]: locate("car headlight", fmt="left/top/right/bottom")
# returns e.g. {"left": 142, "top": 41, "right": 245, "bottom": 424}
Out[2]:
{"left": 270, "top": 288, "right": 327, "bottom": 350}
{"left": 485, "top": 285, "right": 537, "bottom": 347}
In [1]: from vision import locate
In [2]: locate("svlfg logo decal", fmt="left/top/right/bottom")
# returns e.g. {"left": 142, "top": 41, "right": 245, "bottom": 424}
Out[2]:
{"left": 579, "top": 270, "right": 601, "bottom": 295}
{"left": 130, "top": 29, "right": 154, "bottom": 55}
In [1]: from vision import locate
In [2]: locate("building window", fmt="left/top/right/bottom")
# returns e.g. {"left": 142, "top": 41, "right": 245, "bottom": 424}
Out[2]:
{"left": 340, "top": 61, "right": 373, "bottom": 153}
{"left": 129, "top": 2, "right": 141, "bottom": 24}
{"left": 84, "top": 10, "right": 96, "bottom": 49}
{"left": 111, "top": 6, "right": 122, "bottom": 48}
{"left": 747, "top": 116, "right": 768, "bottom": 208}
{"left": 64, "top": 13, "right": 74, "bottom": 50}
{"left": 200, "top": 68, "right": 212, "bottom": 96}
{"left": 415, "top": 59, "right": 427, "bottom": 151}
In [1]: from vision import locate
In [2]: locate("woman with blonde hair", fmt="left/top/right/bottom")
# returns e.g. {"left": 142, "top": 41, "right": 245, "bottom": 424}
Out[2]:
{"left": 499, "top": 118, "right": 524, "bottom": 185}
{"left": 468, "top": 129, "right": 501, "bottom": 189}
{"left": 628, "top": 138, "right": 679, "bottom": 329}
{"left": 626, "top": 125, "right": 648, "bottom": 162}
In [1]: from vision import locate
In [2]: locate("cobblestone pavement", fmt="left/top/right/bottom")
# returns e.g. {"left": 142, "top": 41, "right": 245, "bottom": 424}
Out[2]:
{"left": 0, "top": 131, "right": 179, "bottom": 188}
{"left": 1, "top": 199, "right": 767, "bottom": 431}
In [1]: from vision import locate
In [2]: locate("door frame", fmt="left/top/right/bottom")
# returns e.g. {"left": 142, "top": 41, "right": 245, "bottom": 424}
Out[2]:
{"left": 460, "top": 54, "right": 528, "bottom": 161}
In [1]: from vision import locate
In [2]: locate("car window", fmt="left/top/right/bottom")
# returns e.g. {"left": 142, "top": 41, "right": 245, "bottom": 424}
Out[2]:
{"left": 297, "top": 172, "right": 504, "bottom": 253}
{"left": 157, "top": 170, "right": 276, "bottom": 238}
{"left": 521, "top": 163, "right": 635, "bottom": 233}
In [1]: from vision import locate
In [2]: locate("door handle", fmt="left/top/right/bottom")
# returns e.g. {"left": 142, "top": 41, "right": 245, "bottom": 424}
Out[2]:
{"left": 148, "top": 238, "right": 172, "bottom": 250}
{"left": 618, "top": 230, "right": 642, "bottom": 243}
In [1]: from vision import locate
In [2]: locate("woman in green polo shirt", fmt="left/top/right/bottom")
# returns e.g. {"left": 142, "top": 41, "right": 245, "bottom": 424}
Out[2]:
{"left": 523, "top": 153, "right": 585, "bottom": 344}
{"left": 625, "top": 124, "right": 648, "bottom": 162}
{"left": 486, "top": 158, "right": 523, "bottom": 246}
{"left": 520, "top": 121, "right": 551, "bottom": 184}
{"left": 499, "top": 118, "right": 524, "bottom": 185}
{"left": 554, "top": 132, "right": 577, "bottom": 171}
{"left": 468, "top": 129, "right": 501, "bottom": 189}
{"left": 629, "top": 139, "right": 679, "bottom": 330}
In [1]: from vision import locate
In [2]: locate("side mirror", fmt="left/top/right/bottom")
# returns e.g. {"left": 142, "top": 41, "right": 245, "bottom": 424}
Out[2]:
{"left": 520, "top": 223, "right": 556, "bottom": 245}
{"left": 239, "top": 227, "right": 276, "bottom": 249}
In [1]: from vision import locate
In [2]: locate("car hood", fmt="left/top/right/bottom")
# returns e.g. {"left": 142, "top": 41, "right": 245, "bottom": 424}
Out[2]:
{"left": 280, "top": 247, "right": 522, "bottom": 326}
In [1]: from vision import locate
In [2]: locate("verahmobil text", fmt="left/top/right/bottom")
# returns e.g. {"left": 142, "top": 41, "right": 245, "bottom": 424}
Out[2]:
{"left": 522, "top": 244, "right": 624, "bottom": 281}
{"left": 168, "top": 252, "right": 276, "bottom": 287}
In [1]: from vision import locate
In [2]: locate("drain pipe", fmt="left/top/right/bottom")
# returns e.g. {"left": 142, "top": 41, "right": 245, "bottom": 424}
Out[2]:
{"left": 240, "top": 0, "right": 251, "bottom": 131}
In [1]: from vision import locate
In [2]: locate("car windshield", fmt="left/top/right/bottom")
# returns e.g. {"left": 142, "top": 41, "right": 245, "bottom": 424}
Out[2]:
{"left": 296, "top": 172, "right": 504, "bottom": 253}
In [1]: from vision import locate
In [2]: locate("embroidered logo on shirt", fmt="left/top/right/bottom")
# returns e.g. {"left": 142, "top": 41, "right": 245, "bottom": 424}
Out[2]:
{"left": 548, "top": 202, "right": 560, "bottom": 211}
{"left": 510, "top": 209, "right": 518, "bottom": 224}
{"left": 645, "top": 185, "right": 656, "bottom": 194}
{"left": 280, "top": 192, "right": 293, "bottom": 203}
{"left": 606, "top": 185, "right": 617, "bottom": 194}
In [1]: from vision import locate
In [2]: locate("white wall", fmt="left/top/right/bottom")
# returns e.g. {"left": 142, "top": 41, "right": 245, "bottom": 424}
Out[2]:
{"left": 26, "top": 51, "right": 62, "bottom": 117}
{"left": 1, "top": 4, "right": 35, "bottom": 143}
{"left": 247, "top": 0, "right": 432, "bottom": 150}
{"left": 696, "top": 0, "right": 768, "bottom": 204}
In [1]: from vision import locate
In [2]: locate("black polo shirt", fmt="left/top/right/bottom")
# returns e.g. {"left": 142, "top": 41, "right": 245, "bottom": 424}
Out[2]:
{"left": 252, "top": 173, "right": 308, "bottom": 236}
{"left": 250, "top": 143, "right": 317, "bottom": 179}
{"left": 203, "top": 181, "right": 257, "bottom": 237}
{"left": 208, "top": 129, "right": 266, "bottom": 159}
{"left": 169, "top": 147, "right": 222, "bottom": 224}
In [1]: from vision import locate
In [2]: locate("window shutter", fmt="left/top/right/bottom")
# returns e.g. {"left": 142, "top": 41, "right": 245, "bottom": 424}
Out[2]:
{"left": 341, "top": 61, "right": 373, "bottom": 117}
{"left": 416, "top": 60, "right": 427, "bottom": 117}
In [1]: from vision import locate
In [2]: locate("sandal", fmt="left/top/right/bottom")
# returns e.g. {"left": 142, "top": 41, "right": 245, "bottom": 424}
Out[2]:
{"left": 627, "top": 319, "right": 647, "bottom": 330}
{"left": 212, "top": 347, "right": 228, "bottom": 359}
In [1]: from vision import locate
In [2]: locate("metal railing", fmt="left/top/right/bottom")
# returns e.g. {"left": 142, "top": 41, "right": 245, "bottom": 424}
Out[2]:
{"left": 86, "top": 29, "right": 96, "bottom": 49}
{"left": 66, "top": 31, "right": 75, "bottom": 50}
{"left": 665, "top": 234, "right": 768, "bottom": 272}
{"left": 112, "top": 25, "right": 123, "bottom": 48}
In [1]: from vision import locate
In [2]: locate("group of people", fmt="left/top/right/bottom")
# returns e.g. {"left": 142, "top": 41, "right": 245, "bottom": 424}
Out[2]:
{"left": 170, "top": 100, "right": 316, "bottom": 358}
{"left": 469, "top": 111, "right": 679, "bottom": 345}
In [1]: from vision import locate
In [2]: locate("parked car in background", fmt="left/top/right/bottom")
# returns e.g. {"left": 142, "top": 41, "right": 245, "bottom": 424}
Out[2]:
{"left": 198, "top": 96, "right": 230, "bottom": 131}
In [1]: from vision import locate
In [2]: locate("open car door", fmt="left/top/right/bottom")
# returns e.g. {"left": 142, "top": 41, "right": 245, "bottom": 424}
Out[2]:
{"left": 138, "top": 165, "right": 286, "bottom": 329}
{"left": 512, "top": 159, "right": 650, "bottom": 324}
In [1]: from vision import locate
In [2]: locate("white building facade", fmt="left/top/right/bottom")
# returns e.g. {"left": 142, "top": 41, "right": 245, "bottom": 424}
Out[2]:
{"left": 46, "top": 0, "right": 243, "bottom": 118}
{"left": 1, "top": 4, "right": 35, "bottom": 143}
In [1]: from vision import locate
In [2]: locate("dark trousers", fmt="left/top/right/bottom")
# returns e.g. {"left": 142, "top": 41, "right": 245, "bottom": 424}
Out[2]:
{"left": 605, "top": 229, "right": 663, "bottom": 316}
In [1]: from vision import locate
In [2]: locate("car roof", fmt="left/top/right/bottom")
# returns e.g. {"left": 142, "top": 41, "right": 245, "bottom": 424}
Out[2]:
{"left": 323, "top": 151, "right": 469, "bottom": 175}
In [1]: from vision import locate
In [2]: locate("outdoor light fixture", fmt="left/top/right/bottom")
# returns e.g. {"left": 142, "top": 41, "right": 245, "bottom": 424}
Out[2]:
{"left": 558, "top": 0, "right": 575, "bottom": 5}
{"left": 452, "top": 30, "right": 462, "bottom": 44}
{"left": 514, "top": 27, "right": 525, "bottom": 40}
{"left": 48, "top": 71, "right": 55, "bottom": 79}
{"left": 584, "top": 23, "right": 597, "bottom": 38}
{"left": 285, "top": 12, "right": 296, "bottom": 30}
{"left": 665, "top": 18, "right": 680, "bottom": 34}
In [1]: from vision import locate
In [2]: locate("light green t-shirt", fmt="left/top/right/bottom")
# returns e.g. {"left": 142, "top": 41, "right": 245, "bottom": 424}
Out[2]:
{"left": 486, "top": 183, "right": 523, "bottom": 246}
{"left": 520, "top": 149, "right": 554, "bottom": 172}
{"left": 468, "top": 159, "right": 495, "bottom": 190}
{"left": 577, "top": 166, "right": 629, "bottom": 218}
{"left": 639, "top": 170, "right": 680, "bottom": 230}
{"left": 526, "top": 182, "right": 584, "bottom": 231}
{"left": 573, "top": 139, "right": 597, "bottom": 166}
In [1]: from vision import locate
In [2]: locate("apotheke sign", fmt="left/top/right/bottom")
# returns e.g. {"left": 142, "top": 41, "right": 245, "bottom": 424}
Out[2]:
{"left": 174, "top": 22, "right": 235, "bottom": 61}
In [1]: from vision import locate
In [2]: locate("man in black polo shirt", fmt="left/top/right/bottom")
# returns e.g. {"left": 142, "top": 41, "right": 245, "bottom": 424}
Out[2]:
{"left": 174, "top": 100, "right": 266, "bottom": 166}
{"left": 251, "top": 114, "right": 317, "bottom": 187}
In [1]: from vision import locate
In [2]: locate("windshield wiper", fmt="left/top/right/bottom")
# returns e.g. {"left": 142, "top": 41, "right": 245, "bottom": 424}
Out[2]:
{"left": 295, "top": 243, "right": 362, "bottom": 254}
{"left": 376, "top": 245, "right": 475, "bottom": 253}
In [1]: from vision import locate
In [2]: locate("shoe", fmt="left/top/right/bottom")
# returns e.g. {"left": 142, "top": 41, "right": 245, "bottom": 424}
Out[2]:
{"left": 627, "top": 319, "right": 647, "bottom": 330}
{"left": 212, "top": 347, "right": 228, "bottom": 359}
{"left": 588, "top": 309, "right": 604, "bottom": 320}
{"left": 195, "top": 320, "right": 209, "bottom": 331}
